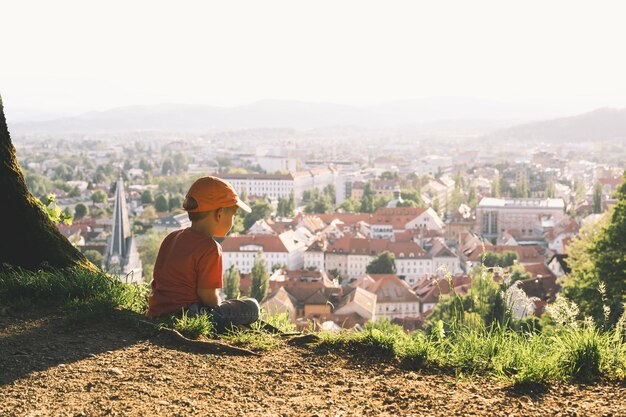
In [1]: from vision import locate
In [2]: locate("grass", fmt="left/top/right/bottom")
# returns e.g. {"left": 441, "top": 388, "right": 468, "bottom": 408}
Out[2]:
{"left": 2, "top": 266, "right": 624, "bottom": 383}
{"left": 314, "top": 318, "right": 626, "bottom": 383}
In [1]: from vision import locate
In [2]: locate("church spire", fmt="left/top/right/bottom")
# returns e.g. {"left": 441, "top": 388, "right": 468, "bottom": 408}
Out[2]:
{"left": 104, "top": 177, "right": 143, "bottom": 282}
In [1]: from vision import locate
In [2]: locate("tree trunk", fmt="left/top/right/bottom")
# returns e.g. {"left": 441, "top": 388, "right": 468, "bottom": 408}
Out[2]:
{"left": 0, "top": 95, "right": 93, "bottom": 271}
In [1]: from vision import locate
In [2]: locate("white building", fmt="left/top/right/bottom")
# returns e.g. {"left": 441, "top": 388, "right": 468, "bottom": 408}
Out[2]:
{"left": 221, "top": 232, "right": 307, "bottom": 273}
{"left": 476, "top": 197, "right": 566, "bottom": 240}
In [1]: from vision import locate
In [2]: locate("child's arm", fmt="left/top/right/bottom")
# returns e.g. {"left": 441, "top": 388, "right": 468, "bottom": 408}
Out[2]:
{"left": 197, "top": 288, "right": 221, "bottom": 307}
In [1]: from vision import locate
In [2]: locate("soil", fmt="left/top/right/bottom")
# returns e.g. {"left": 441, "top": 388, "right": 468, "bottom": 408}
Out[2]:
{"left": 1, "top": 310, "right": 624, "bottom": 417}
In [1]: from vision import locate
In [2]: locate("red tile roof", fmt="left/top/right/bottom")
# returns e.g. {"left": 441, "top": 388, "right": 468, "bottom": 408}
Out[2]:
{"left": 221, "top": 235, "right": 289, "bottom": 252}
{"left": 326, "top": 236, "right": 427, "bottom": 258}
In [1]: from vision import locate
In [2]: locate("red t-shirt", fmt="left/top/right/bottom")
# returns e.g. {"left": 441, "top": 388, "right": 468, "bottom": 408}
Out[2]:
{"left": 147, "top": 228, "right": 222, "bottom": 318}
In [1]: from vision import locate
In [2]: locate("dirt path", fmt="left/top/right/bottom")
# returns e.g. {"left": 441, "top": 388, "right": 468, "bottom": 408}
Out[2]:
{"left": 1, "top": 312, "right": 624, "bottom": 417}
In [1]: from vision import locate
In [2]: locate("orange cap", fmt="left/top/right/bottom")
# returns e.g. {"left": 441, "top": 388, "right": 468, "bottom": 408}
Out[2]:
{"left": 184, "top": 176, "right": 252, "bottom": 213}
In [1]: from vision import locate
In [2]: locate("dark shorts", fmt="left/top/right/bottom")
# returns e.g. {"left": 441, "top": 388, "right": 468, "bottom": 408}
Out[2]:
{"left": 186, "top": 298, "right": 260, "bottom": 333}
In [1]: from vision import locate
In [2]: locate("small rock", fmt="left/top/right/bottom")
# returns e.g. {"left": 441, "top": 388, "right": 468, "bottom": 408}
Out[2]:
{"left": 108, "top": 368, "right": 123, "bottom": 376}
{"left": 158, "top": 400, "right": 169, "bottom": 406}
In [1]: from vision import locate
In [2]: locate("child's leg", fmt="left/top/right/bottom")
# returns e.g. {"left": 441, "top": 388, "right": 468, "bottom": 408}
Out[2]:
{"left": 211, "top": 298, "right": 260, "bottom": 332}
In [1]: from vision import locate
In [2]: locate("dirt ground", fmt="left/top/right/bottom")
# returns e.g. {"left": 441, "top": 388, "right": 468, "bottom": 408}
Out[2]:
{"left": 1, "top": 310, "right": 624, "bottom": 417}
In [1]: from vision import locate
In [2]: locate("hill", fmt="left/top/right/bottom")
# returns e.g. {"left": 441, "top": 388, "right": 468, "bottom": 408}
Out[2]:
{"left": 1, "top": 311, "right": 624, "bottom": 416}
{"left": 9, "top": 97, "right": 544, "bottom": 134}
{"left": 486, "top": 107, "right": 626, "bottom": 143}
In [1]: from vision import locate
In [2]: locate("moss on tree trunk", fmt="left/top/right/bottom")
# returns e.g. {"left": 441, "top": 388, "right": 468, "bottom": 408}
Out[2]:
{"left": 0, "top": 95, "right": 94, "bottom": 271}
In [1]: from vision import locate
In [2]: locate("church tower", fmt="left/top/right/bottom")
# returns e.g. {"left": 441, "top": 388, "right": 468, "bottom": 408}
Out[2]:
{"left": 104, "top": 178, "right": 143, "bottom": 283}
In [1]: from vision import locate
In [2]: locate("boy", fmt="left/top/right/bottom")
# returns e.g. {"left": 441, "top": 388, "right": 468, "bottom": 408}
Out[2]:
{"left": 146, "top": 176, "right": 260, "bottom": 332}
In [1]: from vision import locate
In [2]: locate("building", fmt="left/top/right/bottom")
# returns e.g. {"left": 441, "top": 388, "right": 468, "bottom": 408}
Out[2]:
{"left": 103, "top": 179, "right": 143, "bottom": 283}
{"left": 221, "top": 166, "right": 338, "bottom": 204}
{"left": 476, "top": 197, "right": 566, "bottom": 240}
{"left": 221, "top": 232, "right": 307, "bottom": 273}
{"left": 351, "top": 274, "right": 421, "bottom": 320}
{"left": 220, "top": 172, "right": 294, "bottom": 201}
{"left": 324, "top": 236, "right": 436, "bottom": 283}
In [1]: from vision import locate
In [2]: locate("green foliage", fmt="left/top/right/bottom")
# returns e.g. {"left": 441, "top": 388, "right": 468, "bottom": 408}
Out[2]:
{"left": 141, "top": 190, "right": 154, "bottom": 204}
{"left": 168, "top": 194, "right": 183, "bottom": 211}
{"left": 39, "top": 194, "right": 73, "bottom": 225}
{"left": 564, "top": 173, "right": 626, "bottom": 326}
{"left": 250, "top": 252, "right": 269, "bottom": 302}
{"left": 0, "top": 266, "right": 149, "bottom": 315}
{"left": 545, "top": 181, "right": 555, "bottom": 198}
{"left": 276, "top": 194, "right": 295, "bottom": 218}
{"left": 593, "top": 181, "right": 603, "bottom": 213}
{"left": 360, "top": 182, "right": 376, "bottom": 213}
{"left": 400, "top": 189, "right": 423, "bottom": 207}
{"left": 243, "top": 200, "right": 273, "bottom": 230}
{"left": 338, "top": 197, "right": 361, "bottom": 213}
{"left": 366, "top": 251, "right": 396, "bottom": 274}
{"left": 137, "top": 230, "right": 168, "bottom": 283}
{"left": 379, "top": 171, "right": 399, "bottom": 180}
{"left": 303, "top": 187, "right": 334, "bottom": 214}
{"left": 154, "top": 194, "right": 169, "bottom": 212}
{"left": 223, "top": 265, "right": 241, "bottom": 300}
{"left": 481, "top": 251, "right": 518, "bottom": 268}
{"left": 467, "top": 186, "right": 477, "bottom": 208}
{"left": 513, "top": 176, "right": 529, "bottom": 198}
{"left": 509, "top": 263, "right": 531, "bottom": 283}
{"left": 83, "top": 249, "right": 104, "bottom": 266}
{"left": 491, "top": 176, "right": 501, "bottom": 197}
{"left": 554, "top": 325, "right": 602, "bottom": 381}
{"left": 171, "top": 310, "right": 214, "bottom": 339}
{"left": 90, "top": 190, "right": 107, "bottom": 204}
{"left": 221, "top": 322, "right": 282, "bottom": 351}
{"left": 74, "top": 202, "right": 89, "bottom": 219}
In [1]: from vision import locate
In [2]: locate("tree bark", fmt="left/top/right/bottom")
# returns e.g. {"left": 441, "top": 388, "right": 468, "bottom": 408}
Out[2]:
{"left": 0, "top": 95, "right": 93, "bottom": 271}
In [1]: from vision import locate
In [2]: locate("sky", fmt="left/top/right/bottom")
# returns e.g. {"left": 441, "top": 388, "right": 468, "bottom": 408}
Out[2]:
{"left": 2, "top": 0, "right": 626, "bottom": 121}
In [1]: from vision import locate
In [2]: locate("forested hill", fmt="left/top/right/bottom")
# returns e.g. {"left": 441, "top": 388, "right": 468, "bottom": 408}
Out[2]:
{"left": 486, "top": 107, "right": 626, "bottom": 143}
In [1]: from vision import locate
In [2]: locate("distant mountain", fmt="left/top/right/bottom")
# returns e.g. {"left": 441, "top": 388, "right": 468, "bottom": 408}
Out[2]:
{"left": 486, "top": 108, "right": 626, "bottom": 143}
{"left": 8, "top": 98, "right": 553, "bottom": 134}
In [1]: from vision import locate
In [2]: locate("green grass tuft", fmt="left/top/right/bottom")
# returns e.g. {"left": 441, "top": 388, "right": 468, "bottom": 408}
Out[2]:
{"left": 171, "top": 310, "right": 215, "bottom": 339}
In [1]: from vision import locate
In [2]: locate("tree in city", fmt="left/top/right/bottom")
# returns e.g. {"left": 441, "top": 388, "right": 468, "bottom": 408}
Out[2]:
{"left": 90, "top": 190, "right": 107, "bottom": 206}
{"left": 574, "top": 180, "right": 586, "bottom": 202}
{"left": 563, "top": 172, "right": 626, "bottom": 326}
{"left": 250, "top": 252, "right": 269, "bottom": 302}
{"left": 482, "top": 251, "right": 518, "bottom": 268}
{"left": 360, "top": 182, "right": 376, "bottom": 213}
{"left": 161, "top": 159, "right": 174, "bottom": 176}
{"left": 137, "top": 230, "right": 168, "bottom": 282}
{"left": 514, "top": 176, "right": 529, "bottom": 198}
{"left": 168, "top": 194, "right": 183, "bottom": 212}
{"left": 74, "top": 203, "right": 89, "bottom": 219}
{"left": 401, "top": 188, "right": 423, "bottom": 207}
{"left": 593, "top": 181, "right": 603, "bottom": 213}
{"left": 154, "top": 194, "right": 169, "bottom": 212}
{"left": 467, "top": 186, "right": 477, "bottom": 208}
{"left": 276, "top": 193, "right": 295, "bottom": 218}
{"left": 243, "top": 200, "right": 273, "bottom": 230}
{"left": 379, "top": 171, "right": 399, "bottom": 180}
{"left": 223, "top": 265, "right": 241, "bottom": 300}
{"left": 545, "top": 181, "right": 556, "bottom": 198}
{"left": 338, "top": 197, "right": 361, "bottom": 213}
{"left": 141, "top": 190, "right": 154, "bottom": 204}
{"left": 366, "top": 251, "right": 397, "bottom": 274}
{"left": 323, "top": 184, "right": 336, "bottom": 205}
{"left": 0, "top": 96, "right": 93, "bottom": 271}
{"left": 491, "top": 175, "right": 501, "bottom": 197}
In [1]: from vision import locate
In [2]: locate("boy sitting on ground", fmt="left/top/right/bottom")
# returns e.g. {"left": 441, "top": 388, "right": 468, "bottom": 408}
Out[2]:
{"left": 146, "top": 176, "right": 259, "bottom": 332}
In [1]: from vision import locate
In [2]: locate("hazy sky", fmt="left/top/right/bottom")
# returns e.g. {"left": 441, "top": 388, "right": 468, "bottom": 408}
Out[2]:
{"left": 2, "top": 0, "right": 626, "bottom": 120}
